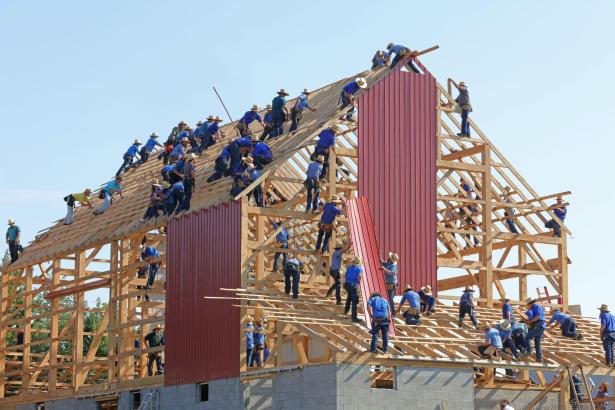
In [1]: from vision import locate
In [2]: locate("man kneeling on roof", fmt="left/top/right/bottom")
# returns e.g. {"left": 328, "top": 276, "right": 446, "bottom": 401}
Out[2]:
{"left": 63, "top": 188, "right": 92, "bottom": 225}
{"left": 477, "top": 322, "right": 502, "bottom": 360}
{"left": 548, "top": 308, "right": 582, "bottom": 340}
{"left": 142, "top": 179, "right": 166, "bottom": 221}
{"left": 497, "top": 319, "right": 519, "bottom": 361}
{"left": 368, "top": 292, "right": 390, "bottom": 353}
{"left": 419, "top": 285, "right": 436, "bottom": 315}
{"left": 396, "top": 285, "right": 421, "bottom": 325}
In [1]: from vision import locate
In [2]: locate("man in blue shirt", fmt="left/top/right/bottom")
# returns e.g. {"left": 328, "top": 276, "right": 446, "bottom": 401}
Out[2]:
{"left": 371, "top": 50, "right": 388, "bottom": 70}
{"left": 497, "top": 319, "right": 519, "bottom": 361}
{"left": 138, "top": 133, "right": 164, "bottom": 164}
{"left": 284, "top": 255, "right": 303, "bottom": 299}
{"left": 326, "top": 240, "right": 350, "bottom": 304}
{"left": 521, "top": 298, "right": 546, "bottom": 362}
{"left": 599, "top": 304, "right": 615, "bottom": 366}
{"left": 305, "top": 155, "right": 324, "bottom": 213}
{"left": 502, "top": 298, "right": 515, "bottom": 323}
{"left": 260, "top": 105, "right": 274, "bottom": 141}
{"left": 141, "top": 243, "right": 161, "bottom": 289}
{"left": 458, "top": 286, "right": 478, "bottom": 329}
{"left": 238, "top": 105, "right": 264, "bottom": 136}
{"left": 252, "top": 138, "right": 273, "bottom": 169}
{"left": 397, "top": 285, "right": 421, "bottom": 325}
{"left": 93, "top": 177, "right": 124, "bottom": 215}
{"left": 207, "top": 144, "right": 231, "bottom": 183}
{"left": 246, "top": 319, "right": 255, "bottom": 367}
{"left": 368, "top": 292, "right": 390, "bottom": 353}
{"left": 169, "top": 157, "right": 186, "bottom": 185}
{"left": 337, "top": 77, "right": 367, "bottom": 121}
{"left": 116, "top": 139, "right": 142, "bottom": 177}
{"left": 419, "top": 285, "right": 436, "bottom": 315}
{"left": 250, "top": 319, "right": 266, "bottom": 368}
{"left": 310, "top": 125, "right": 343, "bottom": 180}
{"left": 382, "top": 252, "right": 399, "bottom": 313}
{"left": 315, "top": 196, "right": 344, "bottom": 252}
{"left": 169, "top": 137, "right": 189, "bottom": 163}
{"left": 344, "top": 257, "right": 363, "bottom": 323}
{"left": 477, "top": 323, "right": 503, "bottom": 358}
{"left": 248, "top": 163, "right": 264, "bottom": 208}
{"left": 502, "top": 186, "right": 519, "bottom": 234}
{"left": 272, "top": 222, "right": 290, "bottom": 272}
{"left": 228, "top": 136, "right": 254, "bottom": 177}
{"left": 289, "top": 89, "right": 317, "bottom": 132}
{"left": 455, "top": 82, "right": 472, "bottom": 137}
{"left": 385, "top": 43, "right": 420, "bottom": 73}
{"left": 167, "top": 181, "right": 185, "bottom": 215}
{"left": 271, "top": 88, "right": 289, "bottom": 138}
{"left": 6, "top": 219, "right": 21, "bottom": 263}
{"left": 545, "top": 197, "right": 567, "bottom": 238}
{"left": 548, "top": 308, "right": 581, "bottom": 339}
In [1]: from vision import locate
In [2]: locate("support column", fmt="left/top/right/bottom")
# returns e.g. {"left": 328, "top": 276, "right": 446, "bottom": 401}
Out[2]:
{"left": 48, "top": 259, "right": 61, "bottom": 393}
{"left": 480, "top": 144, "right": 493, "bottom": 306}
{"left": 558, "top": 235, "right": 568, "bottom": 307}
{"left": 73, "top": 251, "right": 85, "bottom": 392}
{"left": 21, "top": 267, "right": 33, "bottom": 394}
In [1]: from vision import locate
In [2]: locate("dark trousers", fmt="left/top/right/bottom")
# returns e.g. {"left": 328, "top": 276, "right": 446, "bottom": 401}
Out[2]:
{"left": 370, "top": 319, "right": 390, "bottom": 352}
{"left": 284, "top": 268, "right": 300, "bottom": 298}
{"left": 273, "top": 243, "right": 288, "bottom": 271}
{"left": 326, "top": 269, "right": 341, "bottom": 303}
{"left": 8, "top": 240, "right": 19, "bottom": 263}
{"left": 315, "top": 228, "right": 332, "bottom": 252}
{"left": 116, "top": 155, "right": 134, "bottom": 177}
{"left": 344, "top": 283, "right": 359, "bottom": 320}
{"left": 390, "top": 54, "right": 420, "bottom": 72}
{"left": 561, "top": 318, "right": 578, "bottom": 338}
{"left": 289, "top": 108, "right": 302, "bottom": 132}
{"left": 460, "top": 110, "right": 471, "bottom": 136}
{"left": 603, "top": 332, "right": 615, "bottom": 365}
{"left": 421, "top": 296, "right": 436, "bottom": 314}
{"left": 459, "top": 303, "right": 478, "bottom": 327}
{"left": 167, "top": 191, "right": 184, "bottom": 214}
{"left": 208, "top": 156, "right": 230, "bottom": 182}
{"left": 143, "top": 203, "right": 166, "bottom": 220}
{"left": 146, "top": 263, "right": 160, "bottom": 288}
{"left": 464, "top": 217, "right": 480, "bottom": 246}
{"left": 260, "top": 125, "right": 273, "bottom": 141}
{"left": 338, "top": 92, "right": 354, "bottom": 120}
{"left": 169, "top": 172, "right": 182, "bottom": 185}
{"left": 403, "top": 311, "right": 421, "bottom": 325}
{"left": 200, "top": 133, "right": 214, "bottom": 151}
{"left": 545, "top": 219, "right": 562, "bottom": 237}
{"left": 505, "top": 213, "right": 519, "bottom": 233}
{"left": 229, "top": 143, "right": 242, "bottom": 174}
{"left": 251, "top": 186, "right": 264, "bottom": 207}
{"left": 182, "top": 178, "right": 194, "bottom": 211}
{"left": 512, "top": 331, "right": 527, "bottom": 353}
{"left": 139, "top": 148, "right": 150, "bottom": 164}
{"left": 478, "top": 345, "right": 499, "bottom": 356}
{"left": 502, "top": 338, "right": 519, "bottom": 359}
{"left": 147, "top": 353, "right": 163, "bottom": 376}
{"left": 253, "top": 154, "right": 272, "bottom": 170}
{"left": 305, "top": 178, "right": 320, "bottom": 211}
{"left": 524, "top": 324, "right": 545, "bottom": 360}
{"left": 386, "top": 286, "right": 396, "bottom": 313}
{"left": 249, "top": 346, "right": 263, "bottom": 367}
{"left": 271, "top": 113, "right": 285, "bottom": 138}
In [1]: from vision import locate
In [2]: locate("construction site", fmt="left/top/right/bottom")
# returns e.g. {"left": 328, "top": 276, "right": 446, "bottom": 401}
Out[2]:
{"left": 0, "top": 44, "right": 611, "bottom": 410}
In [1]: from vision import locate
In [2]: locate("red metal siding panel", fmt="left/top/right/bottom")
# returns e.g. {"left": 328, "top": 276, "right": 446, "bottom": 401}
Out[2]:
{"left": 358, "top": 59, "right": 437, "bottom": 295}
{"left": 165, "top": 201, "right": 241, "bottom": 386}
{"left": 347, "top": 197, "right": 395, "bottom": 335}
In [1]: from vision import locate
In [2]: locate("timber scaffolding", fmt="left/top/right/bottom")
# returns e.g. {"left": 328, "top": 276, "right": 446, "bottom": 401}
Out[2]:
{"left": 0, "top": 46, "right": 606, "bottom": 408}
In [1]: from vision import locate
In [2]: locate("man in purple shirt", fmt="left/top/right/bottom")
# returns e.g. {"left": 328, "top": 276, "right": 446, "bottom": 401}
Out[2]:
{"left": 315, "top": 196, "right": 344, "bottom": 252}
{"left": 337, "top": 77, "right": 367, "bottom": 121}
{"left": 545, "top": 197, "right": 567, "bottom": 238}
{"left": 238, "top": 105, "right": 264, "bottom": 136}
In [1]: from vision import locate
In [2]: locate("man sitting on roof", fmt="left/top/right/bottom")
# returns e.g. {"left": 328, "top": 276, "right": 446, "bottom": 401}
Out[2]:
{"left": 396, "top": 285, "right": 421, "bottom": 325}
{"left": 207, "top": 144, "right": 231, "bottom": 183}
{"left": 63, "top": 189, "right": 93, "bottom": 225}
{"left": 368, "top": 292, "right": 390, "bottom": 353}
{"left": 419, "top": 285, "right": 436, "bottom": 315}
{"left": 497, "top": 319, "right": 519, "bottom": 361}
{"left": 337, "top": 77, "right": 367, "bottom": 121}
{"left": 545, "top": 197, "right": 567, "bottom": 238}
{"left": 477, "top": 322, "right": 502, "bottom": 359}
{"left": 548, "top": 308, "right": 582, "bottom": 340}
{"left": 371, "top": 50, "right": 389, "bottom": 70}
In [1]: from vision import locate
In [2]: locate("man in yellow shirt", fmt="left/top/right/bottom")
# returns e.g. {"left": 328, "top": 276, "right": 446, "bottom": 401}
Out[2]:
{"left": 64, "top": 189, "right": 93, "bottom": 225}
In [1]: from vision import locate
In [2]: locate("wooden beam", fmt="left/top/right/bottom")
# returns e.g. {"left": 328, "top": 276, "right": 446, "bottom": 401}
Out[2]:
{"left": 45, "top": 278, "right": 111, "bottom": 300}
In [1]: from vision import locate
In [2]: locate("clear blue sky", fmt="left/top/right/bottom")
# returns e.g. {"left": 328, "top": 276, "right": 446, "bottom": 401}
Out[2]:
{"left": 1, "top": 1, "right": 614, "bottom": 316}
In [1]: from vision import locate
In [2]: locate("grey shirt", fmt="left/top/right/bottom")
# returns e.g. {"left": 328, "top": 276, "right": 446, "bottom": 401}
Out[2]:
{"left": 184, "top": 161, "right": 195, "bottom": 179}
{"left": 456, "top": 88, "right": 470, "bottom": 105}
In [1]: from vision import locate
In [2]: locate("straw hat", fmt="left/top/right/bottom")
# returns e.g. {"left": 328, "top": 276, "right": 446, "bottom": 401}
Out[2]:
{"left": 265, "top": 104, "right": 272, "bottom": 110}
{"left": 250, "top": 134, "right": 260, "bottom": 142}
{"left": 599, "top": 304, "right": 609, "bottom": 312}
{"left": 254, "top": 318, "right": 263, "bottom": 326}
{"left": 207, "top": 115, "right": 215, "bottom": 121}
{"left": 151, "top": 179, "right": 161, "bottom": 186}
{"left": 150, "top": 132, "right": 159, "bottom": 138}
{"left": 524, "top": 297, "right": 538, "bottom": 306}
{"left": 277, "top": 88, "right": 289, "bottom": 96}
{"left": 214, "top": 116, "right": 223, "bottom": 122}
{"left": 302, "top": 88, "right": 311, "bottom": 95}
{"left": 178, "top": 120, "right": 187, "bottom": 126}
{"left": 463, "top": 286, "right": 475, "bottom": 292}
{"left": 499, "top": 319, "right": 511, "bottom": 330}
{"left": 242, "top": 156, "right": 254, "bottom": 165}
{"left": 84, "top": 189, "right": 92, "bottom": 195}
{"left": 196, "top": 120, "right": 203, "bottom": 126}
{"left": 355, "top": 77, "right": 368, "bottom": 89}
{"left": 422, "top": 285, "right": 432, "bottom": 295}
{"left": 388, "top": 251, "right": 399, "bottom": 263}
{"left": 334, "top": 240, "right": 346, "bottom": 249}
{"left": 152, "top": 325, "right": 163, "bottom": 331}
{"left": 331, "top": 195, "right": 342, "bottom": 203}
{"left": 8, "top": 219, "right": 15, "bottom": 225}
{"left": 133, "top": 139, "right": 142, "bottom": 145}
{"left": 481, "top": 322, "right": 492, "bottom": 330}
{"left": 250, "top": 104, "right": 259, "bottom": 111}
{"left": 181, "top": 137, "right": 189, "bottom": 143}
{"left": 370, "top": 291, "right": 382, "bottom": 298}
{"left": 184, "top": 153, "right": 196, "bottom": 162}
{"left": 404, "top": 284, "right": 413, "bottom": 292}
{"left": 315, "top": 154, "right": 325, "bottom": 163}
{"left": 351, "top": 256, "right": 363, "bottom": 266}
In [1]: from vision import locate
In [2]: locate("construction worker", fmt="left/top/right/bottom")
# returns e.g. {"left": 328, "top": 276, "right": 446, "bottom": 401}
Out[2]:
{"left": 174, "top": 125, "right": 191, "bottom": 145}
{"left": 521, "top": 298, "right": 546, "bottom": 362}
{"left": 458, "top": 286, "right": 478, "bottom": 329}
{"left": 371, "top": 50, "right": 388, "bottom": 70}
{"left": 289, "top": 89, "right": 316, "bottom": 132}
{"left": 477, "top": 323, "right": 502, "bottom": 359}
{"left": 252, "top": 138, "right": 273, "bottom": 169}
{"left": 207, "top": 144, "right": 231, "bottom": 183}
{"left": 142, "top": 180, "right": 166, "bottom": 221}
{"left": 272, "top": 222, "right": 289, "bottom": 272}
{"left": 455, "top": 81, "right": 472, "bottom": 137}
{"left": 548, "top": 308, "right": 582, "bottom": 339}
{"left": 6, "top": 219, "right": 21, "bottom": 263}
{"left": 419, "top": 285, "right": 436, "bottom": 315}
{"left": 545, "top": 197, "right": 567, "bottom": 238}
{"left": 502, "top": 298, "right": 515, "bottom": 323}
{"left": 284, "top": 254, "right": 302, "bottom": 299}
{"left": 326, "top": 240, "right": 350, "bottom": 304}
{"left": 315, "top": 195, "right": 344, "bottom": 253}
{"left": 139, "top": 133, "right": 164, "bottom": 164}
{"left": 195, "top": 115, "right": 214, "bottom": 151}
{"left": 310, "top": 125, "right": 342, "bottom": 179}
{"left": 271, "top": 89, "right": 290, "bottom": 138}
{"left": 144, "top": 325, "right": 165, "bottom": 376}
{"left": 595, "top": 382, "right": 609, "bottom": 410}
{"left": 459, "top": 177, "right": 473, "bottom": 195}
{"left": 167, "top": 180, "right": 185, "bottom": 215}
{"left": 502, "top": 186, "right": 519, "bottom": 234}
{"left": 598, "top": 304, "right": 615, "bottom": 366}
{"left": 246, "top": 317, "right": 255, "bottom": 367}
{"left": 169, "top": 137, "right": 189, "bottom": 163}
{"left": 385, "top": 43, "right": 419, "bottom": 72}
{"left": 159, "top": 120, "right": 186, "bottom": 164}
{"left": 93, "top": 177, "right": 123, "bottom": 215}
{"left": 238, "top": 105, "right": 264, "bottom": 136}
{"left": 499, "top": 400, "right": 515, "bottom": 410}
{"left": 116, "top": 139, "right": 142, "bottom": 177}
{"left": 260, "top": 105, "right": 274, "bottom": 141}
{"left": 181, "top": 153, "right": 196, "bottom": 212}
{"left": 229, "top": 135, "right": 254, "bottom": 177}
{"left": 169, "top": 120, "right": 187, "bottom": 143}
{"left": 344, "top": 257, "right": 363, "bottom": 323}
{"left": 382, "top": 252, "right": 399, "bottom": 313}
{"left": 497, "top": 319, "right": 519, "bottom": 361}
{"left": 511, "top": 321, "right": 528, "bottom": 354}
{"left": 160, "top": 160, "right": 176, "bottom": 184}
{"left": 141, "top": 244, "right": 161, "bottom": 289}
{"left": 250, "top": 319, "right": 265, "bottom": 368}
{"left": 458, "top": 193, "right": 480, "bottom": 248}
{"left": 338, "top": 77, "right": 367, "bottom": 121}
{"left": 368, "top": 292, "right": 390, "bottom": 353}
{"left": 397, "top": 285, "right": 421, "bottom": 325}
{"left": 305, "top": 155, "right": 324, "bottom": 213}
{"left": 247, "top": 161, "right": 264, "bottom": 207}
{"left": 230, "top": 156, "right": 254, "bottom": 197}
{"left": 208, "top": 116, "right": 225, "bottom": 148}
{"left": 63, "top": 189, "right": 93, "bottom": 225}
{"left": 169, "top": 155, "right": 185, "bottom": 185}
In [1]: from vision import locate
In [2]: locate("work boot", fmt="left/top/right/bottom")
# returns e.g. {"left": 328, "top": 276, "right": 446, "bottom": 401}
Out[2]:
{"left": 351, "top": 318, "right": 362, "bottom": 324}
{"left": 457, "top": 320, "right": 463, "bottom": 328}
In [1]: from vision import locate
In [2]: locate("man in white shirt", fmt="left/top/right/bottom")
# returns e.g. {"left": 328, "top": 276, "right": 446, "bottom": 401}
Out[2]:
{"left": 499, "top": 399, "right": 515, "bottom": 410}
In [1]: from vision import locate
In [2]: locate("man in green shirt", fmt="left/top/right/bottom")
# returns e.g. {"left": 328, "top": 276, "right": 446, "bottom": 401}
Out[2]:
{"left": 144, "top": 325, "right": 165, "bottom": 376}
{"left": 6, "top": 219, "right": 21, "bottom": 263}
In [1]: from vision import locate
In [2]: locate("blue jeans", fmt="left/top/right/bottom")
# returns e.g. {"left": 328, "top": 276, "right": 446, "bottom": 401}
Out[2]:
{"left": 116, "top": 154, "right": 134, "bottom": 177}
{"left": 459, "top": 303, "right": 478, "bottom": 327}
{"left": 305, "top": 178, "right": 320, "bottom": 211}
{"left": 273, "top": 243, "right": 288, "bottom": 271}
{"left": 524, "top": 324, "right": 545, "bottom": 360}
{"left": 208, "top": 156, "right": 230, "bottom": 182}
{"left": 370, "top": 319, "right": 390, "bottom": 352}
{"left": 344, "top": 283, "right": 359, "bottom": 320}
{"left": 249, "top": 346, "right": 263, "bottom": 367}
{"left": 316, "top": 228, "right": 332, "bottom": 252}
{"left": 506, "top": 218, "right": 519, "bottom": 233}
{"left": 181, "top": 178, "right": 194, "bottom": 211}
{"left": 94, "top": 191, "right": 113, "bottom": 215}
{"left": 338, "top": 92, "right": 354, "bottom": 120}
{"left": 289, "top": 108, "right": 302, "bottom": 132}
{"left": 460, "top": 110, "right": 470, "bottom": 136}
{"left": 284, "top": 268, "right": 300, "bottom": 298}
{"left": 146, "top": 263, "right": 160, "bottom": 288}
{"left": 545, "top": 219, "right": 562, "bottom": 237}
{"left": 271, "top": 113, "right": 285, "bottom": 138}
{"left": 421, "top": 296, "right": 436, "bottom": 314}
{"left": 386, "top": 287, "right": 396, "bottom": 313}
{"left": 561, "top": 318, "right": 577, "bottom": 338}
{"left": 167, "top": 190, "right": 184, "bottom": 215}
{"left": 327, "top": 269, "right": 341, "bottom": 303}
{"left": 502, "top": 338, "right": 519, "bottom": 359}
{"left": 603, "top": 332, "right": 615, "bottom": 364}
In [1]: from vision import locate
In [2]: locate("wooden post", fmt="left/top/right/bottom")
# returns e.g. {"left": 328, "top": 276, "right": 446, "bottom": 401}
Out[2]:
{"left": 480, "top": 144, "right": 493, "bottom": 306}
{"left": 108, "top": 240, "right": 119, "bottom": 384}
{"left": 0, "top": 267, "right": 10, "bottom": 398}
{"left": 240, "top": 196, "right": 250, "bottom": 373}
{"left": 48, "top": 259, "right": 61, "bottom": 393}
{"left": 73, "top": 251, "right": 85, "bottom": 392}
{"left": 558, "top": 235, "right": 568, "bottom": 307}
{"left": 21, "top": 266, "right": 33, "bottom": 394}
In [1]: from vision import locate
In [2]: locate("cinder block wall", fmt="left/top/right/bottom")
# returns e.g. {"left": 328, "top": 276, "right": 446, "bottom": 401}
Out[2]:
{"left": 475, "top": 388, "right": 559, "bottom": 410}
